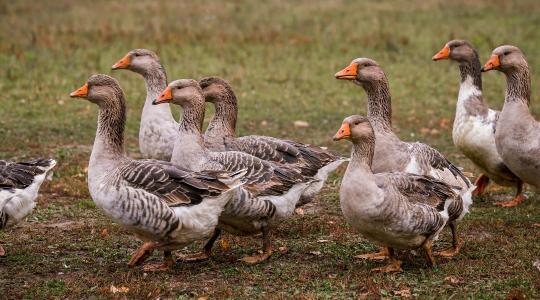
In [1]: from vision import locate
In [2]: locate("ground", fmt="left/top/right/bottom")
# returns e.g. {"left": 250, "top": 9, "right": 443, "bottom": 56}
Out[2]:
{"left": 0, "top": 0, "right": 539, "bottom": 299}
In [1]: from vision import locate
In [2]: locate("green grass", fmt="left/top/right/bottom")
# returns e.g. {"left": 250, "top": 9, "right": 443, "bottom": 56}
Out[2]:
{"left": 1, "top": 0, "right": 539, "bottom": 298}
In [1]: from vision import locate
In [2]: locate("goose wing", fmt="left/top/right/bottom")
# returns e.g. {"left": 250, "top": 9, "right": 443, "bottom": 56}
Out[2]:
{"left": 211, "top": 151, "right": 308, "bottom": 197}
{"left": 120, "top": 159, "right": 235, "bottom": 207}
{"left": 410, "top": 142, "right": 471, "bottom": 188}
{"left": 376, "top": 173, "right": 459, "bottom": 211}
{"left": 225, "top": 135, "right": 343, "bottom": 177}
{"left": 0, "top": 159, "right": 56, "bottom": 192}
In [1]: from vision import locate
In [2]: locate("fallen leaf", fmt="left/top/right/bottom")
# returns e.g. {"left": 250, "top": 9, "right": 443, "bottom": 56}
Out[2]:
{"left": 110, "top": 285, "right": 129, "bottom": 294}
{"left": 278, "top": 246, "right": 288, "bottom": 254}
{"left": 293, "top": 120, "right": 310, "bottom": 128}
{"left": 439, "top": 118, "right": 450, "bottom": 128}
{"left": 328, "top": 273, "right": 337, "bottom": 279}
{"left": 101, "top": 229, "right": 109, "bottom": 238}
{"left": 394, "top": 288, "right": 411, "bottom": 298}
{"left": 197, "top": 297, "right": 209, "bottom": 300}
{"left": 260, "top": 120, "right": 268, "bottom": 126}
{"left": 294, "top": 208, "right": 305, "bottom": 215}
{"left": 308, "top": 251, "right": 322, "bottom": 256}
{"left": 533, "top": 260, "right": 540, "bottom": 272}
{"left": 444, "top": 276, "right": 460, "bottom": 285}
{"left": 317, "top": 239, "right": 331, "bottom": 243}
{"left": 220, "top": 239, "right": 230, "bottom": 251}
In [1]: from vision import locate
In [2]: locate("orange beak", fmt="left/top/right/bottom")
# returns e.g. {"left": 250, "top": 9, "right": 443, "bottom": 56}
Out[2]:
{"left": 153, "top": 87, "right": 173, "bottom": 105}
{"left": 333, "top": 123, "right": 351, "bottom": 141}
{"left": 335, "top": 63, "right": 358, "bottom": 80}
{"left": 70, "top": 83, "right": 89, "bottom": 98}
{"left": 432, "top": 45, "right": 450, "bottom": 61}
{"left": 111, "top": 54, "right": 131, "bottom": 70}
{"left": 482, "top": 54, "right": 500, "bottom": 72}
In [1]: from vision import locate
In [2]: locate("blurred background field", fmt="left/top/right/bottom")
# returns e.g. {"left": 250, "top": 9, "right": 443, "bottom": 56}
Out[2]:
{"left": 0, "top": 0, "right": 539, "bottom": 298}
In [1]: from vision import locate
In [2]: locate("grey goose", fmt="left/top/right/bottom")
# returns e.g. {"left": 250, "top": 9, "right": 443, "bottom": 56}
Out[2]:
{"left": 199, "top": 76, "right": 348, "bottom": 205}
{"left": 335, "top": 58, "right": 474, "bottom": 257}
{"left": 482, "top": 45, "right": 540, "bottom": 203}
{"left": 69, "top": 74, "right": 245, "bottom": 271}
{"left": 154, "top": 79, "right": 313, "bottom": 264}
{"left": 334, "top": 115, "right": 462, "bottom": 272}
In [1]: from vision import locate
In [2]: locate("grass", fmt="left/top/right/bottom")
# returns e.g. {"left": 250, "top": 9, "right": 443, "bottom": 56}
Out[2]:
{"left": 1, "top": 0, "right": 539, "bottom": 298}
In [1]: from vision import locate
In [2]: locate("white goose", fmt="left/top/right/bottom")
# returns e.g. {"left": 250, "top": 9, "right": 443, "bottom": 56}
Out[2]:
{"left": 69, "top": 74, "right": 245, "bottom": 271}
{"left": 433, "top": 40, "right": 523, "bottom": 207}
{"left": 112, "top": 49, "right": 178, "bottom": 161}
{"left": 0, "top": 159, "right": 56, "bottom": 256}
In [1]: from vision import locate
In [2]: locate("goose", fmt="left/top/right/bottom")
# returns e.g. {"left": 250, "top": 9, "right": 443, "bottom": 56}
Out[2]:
{"left": 335, "top": 58, "right": 474, "bottom": 257}
{"left": 154, "top": 79, "right": 313, "bottom": 264}
{"left": 0, "top": 159, "right": 56, "bottom": 256}
{"left": 482, "top": 45, "right": 540, "bottom": 198}
{"left": 432, "top": 40, "right": 523, "bottom": 207}
{"left": 334, "top": 115, "right": 460, "bottom": 273}
{"left": 199, "top": 76, "right": 348, "bottom": 205}
{"left": 112, "top": 49, "right": 178, "bottom": 161}
{"left": 69, "top": 74, "right": 245, "bottom": 271}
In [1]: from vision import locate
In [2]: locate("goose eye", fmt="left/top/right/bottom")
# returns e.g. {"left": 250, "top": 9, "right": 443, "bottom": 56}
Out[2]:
{"left": 354, "top": 122, "right": 360, "bottom": 125}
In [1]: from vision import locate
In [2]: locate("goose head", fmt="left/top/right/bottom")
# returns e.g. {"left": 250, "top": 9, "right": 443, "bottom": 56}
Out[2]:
{"left": 433, "top": 40, "right": 477, "bottom": 63}
{"left": 70, "top": 74, "right": 124, "bottom": 106}
{"left": 111, "top": 49, "right": 162, "bottom": 75}
{"left": 199, "top": 76, "right": 234, "bottom": 103}
{"left": 333, "top": 115, "right": 374, "bottom": 144}
{"left": 153, "top": 79, "right": 203, "bottom": 107}
{"left": 482, "top": 45, "right": 527, "bottom": 73}
{"left": 335, "top": 58, "right": 385, "bottom": 86}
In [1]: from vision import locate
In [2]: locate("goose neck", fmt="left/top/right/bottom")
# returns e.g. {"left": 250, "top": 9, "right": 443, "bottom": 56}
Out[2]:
{"left": 349, "top": 138, "right": 375, "bottom": 171}
{"left": 458, "top": 53, "right": 483, "bottom": 90}
{"left": 505, "top": 66, "right": 531, "bottom": 106}
{"left": 90, "top": 98, "right": 126, "bottom": 165}
{"left": 206, "top": 91, "right": 238, "bottom": 141}
{"left": 363, "top": 79, "right": 393, "bottom": 132}
{"left": 141, "top": 66, "right": 175, "bottom": 120}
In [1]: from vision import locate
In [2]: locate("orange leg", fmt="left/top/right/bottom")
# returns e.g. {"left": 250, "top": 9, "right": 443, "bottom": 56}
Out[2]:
{"left": 371, "top": 247, "right": 403, "bottom": 273}
{"left": 422, "top": 240, "right": 436, "bottom": 267}
{"left": 239, "top": 226, "right": 273, "bottom": 264}
{"left": 180, "top": 229, "right": 221, "bottom": 262}
{"left": 472, "top": 174, "right": 490, "bottom": 197}
{"left": 495, "top": 181, "right": 525, "bottom": 207}
{"left": 434, "top": 222, "right": 461, "bottom": 257}
{"left": 354, "top": 247, "right": 389, "bottom": 261}
{"left": 128, "top": 241, "right": 156, "bottom": 268}
{"left": 142, "top": 251, "right": 176, "bottom": 272}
